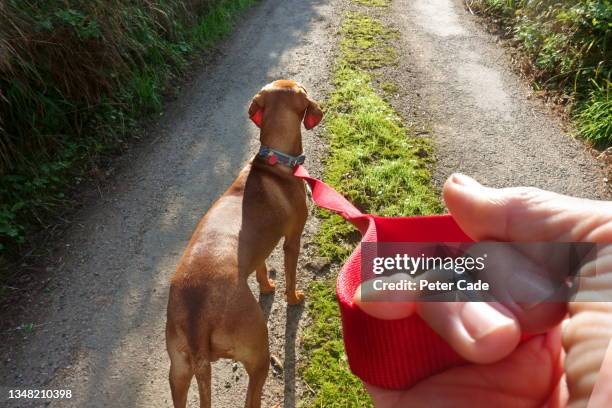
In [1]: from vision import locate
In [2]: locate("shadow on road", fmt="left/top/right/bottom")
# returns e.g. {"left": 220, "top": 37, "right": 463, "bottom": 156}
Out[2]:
{"left": 283, "top": 303, "right": 304, "bottom": 408}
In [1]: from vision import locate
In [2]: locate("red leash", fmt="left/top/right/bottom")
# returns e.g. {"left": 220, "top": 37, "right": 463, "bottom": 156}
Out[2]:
{"left": 294, "top": 164, "right": 474, "bottom": 389}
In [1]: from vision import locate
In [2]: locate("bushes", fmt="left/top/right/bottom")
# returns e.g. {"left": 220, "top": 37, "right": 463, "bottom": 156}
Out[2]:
{"left": 469, "top": 0, "right": 611, "bottom": 145}
{"left": 577, "top": 80, "right": 611, "bottom": 142}
{"left": 0, "top": 0, "right": 255, "bottom": 257}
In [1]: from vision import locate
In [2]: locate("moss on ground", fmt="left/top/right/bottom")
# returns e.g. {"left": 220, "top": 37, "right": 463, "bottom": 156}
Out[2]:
{"left": 300, "top": 5, "right": 441, "bottom": 408}
{"left": 352, "top": 0, "right": 391, "bottom": 7}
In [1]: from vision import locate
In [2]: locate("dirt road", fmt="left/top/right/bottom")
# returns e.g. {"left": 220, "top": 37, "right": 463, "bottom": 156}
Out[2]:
{"left": 1, "top": 0, "right": 339, "bottom": 406}
{"left": 1, "top": 0, "right": 608, "bottom": 407}
{"left": 388, "top": 0, "right": 607, "bottom": 198}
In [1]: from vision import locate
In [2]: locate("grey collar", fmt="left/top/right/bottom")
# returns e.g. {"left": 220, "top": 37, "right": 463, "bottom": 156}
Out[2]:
{"left": 258, "top": 145, "right": 305, "bottom": 168}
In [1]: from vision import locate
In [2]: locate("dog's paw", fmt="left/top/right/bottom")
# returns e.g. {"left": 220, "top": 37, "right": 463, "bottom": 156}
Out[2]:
{"left": 286, "top": 290, "right": 305, "bottom": 305}
{"left": 259, "top": 280, "right": 276, "bottom": 294}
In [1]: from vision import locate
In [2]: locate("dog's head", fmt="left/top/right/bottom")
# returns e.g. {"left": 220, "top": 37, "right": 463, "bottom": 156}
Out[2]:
{"left": 248, "top": 80, "right": 323, "bottom": 131}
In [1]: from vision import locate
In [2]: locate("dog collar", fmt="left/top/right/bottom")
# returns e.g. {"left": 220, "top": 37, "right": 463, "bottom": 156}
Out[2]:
{"left": 258, "top": 145, "right": 305, "bottom": 168}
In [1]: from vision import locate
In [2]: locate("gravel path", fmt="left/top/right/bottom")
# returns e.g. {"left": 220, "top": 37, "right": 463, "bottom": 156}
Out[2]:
{"left": 389, "top": 0, "right": 608, "bottom": 198}
{"left": 0, "top": 0, "right": 339, "bottom": 406}
{"left": 1, "top": 0, "right": 608, "bottom": 407}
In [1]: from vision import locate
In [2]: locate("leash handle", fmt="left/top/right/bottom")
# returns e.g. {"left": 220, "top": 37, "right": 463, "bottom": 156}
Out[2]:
{"left": 293, "top": 165, "right": 365, "bottom": 222}
{"left": 293, "top": 164, "right": 474, "bottom": 389}
{"left": 293, "top": 165, "right": 534, "bottom": 389}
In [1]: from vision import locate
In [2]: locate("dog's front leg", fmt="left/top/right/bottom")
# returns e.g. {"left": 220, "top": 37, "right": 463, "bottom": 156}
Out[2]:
{"left": 256, "top": 262, "right": 276, "bottom": 294}
{"left": 283, "top": 232, "right": 304, "bottom": 305}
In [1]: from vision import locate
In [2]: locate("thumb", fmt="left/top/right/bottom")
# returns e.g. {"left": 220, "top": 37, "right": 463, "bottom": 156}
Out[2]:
{"left": 354, "top": 285, "right": 521, "bottom": 364}
{"left": 442, "top": 173, "right": 612, "bottom": 242}
{"left": 417, "top": 302, "right": 520, "bottom": 364}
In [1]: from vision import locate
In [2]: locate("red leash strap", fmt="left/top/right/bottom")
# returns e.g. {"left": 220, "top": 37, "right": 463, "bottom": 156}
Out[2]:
{"left": 293, "top": 165, "right": 469, "bottom": 389}
{"left": 293, "top": 165, "right": 366, "bottom": 225}
{"left": 294, "top": 165, "right": 535, "bottom": 389}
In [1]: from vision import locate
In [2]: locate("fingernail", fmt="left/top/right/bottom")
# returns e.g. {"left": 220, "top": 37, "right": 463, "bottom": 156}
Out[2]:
{"left": 507, "top": 270, "right": 556, "bottom": 309}
{"left": 451, "top": 173, "right": 480, "bottom": 187}
{"left": 461, "top": 302, "right": 515, "bottom": 340}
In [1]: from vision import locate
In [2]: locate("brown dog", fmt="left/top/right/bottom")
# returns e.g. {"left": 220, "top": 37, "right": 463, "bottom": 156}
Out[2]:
{"left": 165, "top": 80, "right": 323, "bottom": 408}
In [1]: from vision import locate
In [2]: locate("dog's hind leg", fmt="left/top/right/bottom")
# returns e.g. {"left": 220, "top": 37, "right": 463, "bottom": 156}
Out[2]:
{"left": 195, "top": 361, "right": 212, "bottom": 408}
{"left": 168, "top": 348, "right": 193, "bottom": 408}
{"left": 244, "top": 348, "right": 269, "bottom": 408}
{"left": 235, "top": 294, "right": 270, "bottom": 408}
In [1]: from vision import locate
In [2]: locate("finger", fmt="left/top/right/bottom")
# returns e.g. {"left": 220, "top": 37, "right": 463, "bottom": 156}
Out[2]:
{"left": 563, "top": 303, "right": 612, "bottom": 407}
{"left": 587, "top": 338, "right": 612, "bottom": 408}
{"left": 355, "top": 240, "right": 567, "bottom": 365}
{"left": 353, "top": 277, "right": 417, "bottom": 320}
{"left": 442, "top": 173, "right": 612, "bottom": 243}
{"left": 417, "top": 301, "right": 520, "bottom": 363}
{"left": 468, "top": 242, "right": 568, "bottom": 333}
{"left": 366, "top": 328, "right": 564, "bottom": 408}
{"left": 353, "top": 278, "right": 522, "bottom": 363}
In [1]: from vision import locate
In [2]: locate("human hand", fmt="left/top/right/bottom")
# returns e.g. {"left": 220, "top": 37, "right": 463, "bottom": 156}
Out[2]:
{"left": 356, "top": 174, "right": 612, "bottom": 407}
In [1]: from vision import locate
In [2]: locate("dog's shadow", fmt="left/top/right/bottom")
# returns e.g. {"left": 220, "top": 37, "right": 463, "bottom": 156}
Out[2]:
{"left": 283, "top": 301, "right": 304, "bottom": 408}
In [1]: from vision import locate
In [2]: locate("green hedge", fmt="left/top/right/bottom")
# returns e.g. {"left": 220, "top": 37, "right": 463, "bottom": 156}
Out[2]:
{"left": 0, "top": 0, "right": 255, "bottom": 258}
{"left": 470, "top": 0, "right": 611, "bottom": 144}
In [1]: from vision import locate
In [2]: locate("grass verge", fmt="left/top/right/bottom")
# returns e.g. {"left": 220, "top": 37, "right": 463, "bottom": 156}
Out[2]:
{"left": 0, "top": 0, "right": 257, "bottom": 263}
{"left": 300, "top": 5, "right": 441, "bottom": 407}
{"left": 467, "top": 0, "right": 611, "bottom": 145}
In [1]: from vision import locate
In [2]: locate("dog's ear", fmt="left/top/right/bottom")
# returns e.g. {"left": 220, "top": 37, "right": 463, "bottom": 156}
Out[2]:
{"left": 248, "top": 94, "right": 264, "bottom": 128}
{"left": 303, "top": 98, "right": 323, "bottom": 130}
